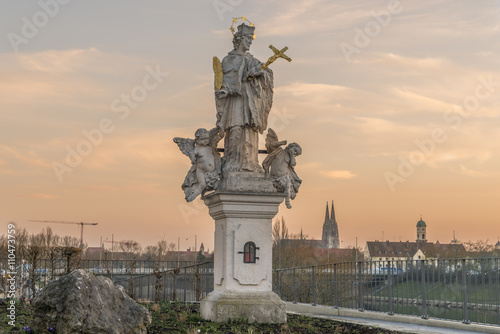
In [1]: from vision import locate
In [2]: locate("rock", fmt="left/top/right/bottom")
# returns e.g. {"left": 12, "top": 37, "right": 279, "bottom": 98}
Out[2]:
{"left": 30, "top": 269, "right": 151, "bottom": 334}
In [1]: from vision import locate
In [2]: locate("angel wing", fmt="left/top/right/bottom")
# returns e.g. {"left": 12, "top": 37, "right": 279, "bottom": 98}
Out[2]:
{"left": 173, "top": 137, "right": 195, "bottom": 163}
{"left": 265, "top": 128, "right": 287, "bottom": 153}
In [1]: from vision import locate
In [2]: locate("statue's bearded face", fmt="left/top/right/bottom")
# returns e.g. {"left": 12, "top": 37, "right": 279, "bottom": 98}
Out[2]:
{"left": 241, "top": 34, "right": 253, "bottom": 51}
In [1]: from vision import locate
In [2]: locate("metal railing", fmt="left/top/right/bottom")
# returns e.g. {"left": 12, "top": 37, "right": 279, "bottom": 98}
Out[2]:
{"left": 0, "top": 258, "right": 214, "bottom": 302}
{"left": 273, "top": 258, "right": 500, "bottom": 327}
{"left": 114, "top": 261, "right": 214, "bottom": 303}
{"left": 3, "top": 256, "right": 499, "bottom": 327}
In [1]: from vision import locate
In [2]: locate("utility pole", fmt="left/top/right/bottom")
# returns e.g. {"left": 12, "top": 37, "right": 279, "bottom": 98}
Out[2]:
{"left": 99, "top": 236, "right": 102, "bottom": 267}
{"left": 355, "top": 237, "right": 358, "bottom": 263}
{"left": 103, "top": 235, "right": 119, "bottom": 279}
{"left": 186, "top": 234, "right": 198, "bottom": 252}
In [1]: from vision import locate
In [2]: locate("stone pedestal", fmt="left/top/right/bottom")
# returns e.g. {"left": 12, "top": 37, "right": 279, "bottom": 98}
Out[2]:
{"left": 200, "top": 191, "right": 287, "bottom": 323}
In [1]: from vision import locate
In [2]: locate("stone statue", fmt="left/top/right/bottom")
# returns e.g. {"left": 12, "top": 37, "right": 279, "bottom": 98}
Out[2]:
{"left": 173, "top": 127, "right": 224, "bottom": 202}
{"left": 262, "top": 129, "right": 302, "bottom": 208}
{"left": 214, "top": 23, "right": 274, "bottom": 173}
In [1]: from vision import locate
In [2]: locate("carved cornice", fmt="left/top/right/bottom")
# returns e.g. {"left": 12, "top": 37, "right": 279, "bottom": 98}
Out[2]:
{"left": 203, "top": 192, "right": 285, "bottom": 220}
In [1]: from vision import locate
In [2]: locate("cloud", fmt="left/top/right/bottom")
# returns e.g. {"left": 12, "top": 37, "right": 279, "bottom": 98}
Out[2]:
{"left": 321, "top": 170, "right": 357, "bottom": 179}
{"left": 457, "top": 165, "right": 483, "bottom": 177}
{"left": 0, "top": 144, "right": 51, "bottom": 173}
{"left": 276, "top": 82, "right": 347, "bottom": 96}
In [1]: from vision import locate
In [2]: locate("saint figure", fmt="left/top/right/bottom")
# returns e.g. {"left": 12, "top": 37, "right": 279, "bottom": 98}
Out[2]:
{"left": 215, "top": 23, "right": 274, "bottom": 173}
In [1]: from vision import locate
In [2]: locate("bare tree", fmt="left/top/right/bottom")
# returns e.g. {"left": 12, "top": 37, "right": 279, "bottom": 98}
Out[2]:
{"left": 15, "top": 227, "right": 29, "bottom": 263}
{"left": 0, "top": 234, "right": 7, "bottom": 259}
{"left": 464, "top": 240, "right": 494, "bottom": 257}
{"left": 117, "top": 240, "right": 142, "bottom": 299}
{"left": 119, "top": 240, "right": 142, "bottom": 258}
{"left": 43, "top": 227, "right": 61, "bottom": 280}
{"left": 25, "top": 232, "right": 47, "bottom": 298}
{"left": 155, "top": 240, "right": 176, "bottom": 261}
{"left": 272, "top": 217, "right": 290, "bottom": 269}
{"left": 143, "top": 245, "right": 159, "bottom": 261}
{"left": 57, "top": 236, "right": 83, "bottom": 274}
{"left": 152, "top": 240, "right": 175, "bottom": 303}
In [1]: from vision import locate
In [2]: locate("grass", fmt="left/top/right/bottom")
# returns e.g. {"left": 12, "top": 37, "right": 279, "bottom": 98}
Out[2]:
{"left": 0, "top": 299, "right": 406, "bottom": 334}
{"left": 375, "top": 280, "right": 498, "bottom": 304}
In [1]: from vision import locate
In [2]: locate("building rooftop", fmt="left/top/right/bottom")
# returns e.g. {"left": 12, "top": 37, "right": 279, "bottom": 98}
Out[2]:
{"left": 366, "top": 240, "right": 466, "bottom": 259}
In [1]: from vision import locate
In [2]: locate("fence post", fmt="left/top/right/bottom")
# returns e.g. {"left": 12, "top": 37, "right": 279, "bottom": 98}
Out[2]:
{"left": 312, "top": 266, "right": 317, "bottom": 306}
{"left": 421, "top": 259, "right": 428, "bottom": 319}
{"left": 183, "top": 267, "right": 187, "bottom": 302}
{"left": 147, "top": 273, "right": 150, "bottom": 302}
{"left": 358, "top": 261, "right": 364, "bottom": 312}
{"left": 293, "top": 268, "right": 297, "bottom": 304}
{"left": 334, "top": 263, "right": 338, "bottom": 309}
{"left": 276, "top": 269, "right": 280, "bottom": 297}
{"left": 205, "top": 265, "right": 210, "bottom": 297}
{"left": 462, "top": 258, "right": 470, "bottom": 324}
{"left": 173, "top": 271, "right": 177, "bottom": 301}
{"left": 388, "top": 260, "right": 393, "bottom": 315}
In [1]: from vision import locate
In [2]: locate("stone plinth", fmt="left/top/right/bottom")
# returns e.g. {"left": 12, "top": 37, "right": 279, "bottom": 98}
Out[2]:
{"left": 201, "top": 291, "right": 285, "bottom": 323}
{"left": 220, "top": 171, "right": 276, "bottom": 193}
{"left": 200, "top": 190, "right": 286, "bottom": 323}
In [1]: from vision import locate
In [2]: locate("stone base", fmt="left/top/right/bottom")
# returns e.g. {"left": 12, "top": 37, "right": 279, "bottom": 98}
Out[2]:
{"left": 220, "top": 171, "right": 276, "bottom": 193}
{"left": 200, "top": 291, "right": 286, "bottom": 323}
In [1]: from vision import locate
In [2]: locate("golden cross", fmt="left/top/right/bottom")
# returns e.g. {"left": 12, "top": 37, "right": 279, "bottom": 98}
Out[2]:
{"left": 261, "top": 45, "right": 292, "bottom": 69}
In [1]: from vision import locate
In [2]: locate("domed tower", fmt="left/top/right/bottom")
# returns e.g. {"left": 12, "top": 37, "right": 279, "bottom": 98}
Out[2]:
{"left": 416, "top": 216, "right": 427, "bottom": 244}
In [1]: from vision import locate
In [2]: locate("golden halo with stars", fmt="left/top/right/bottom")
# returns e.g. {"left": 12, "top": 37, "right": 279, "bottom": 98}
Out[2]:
{"left": 230, "top": 16, "right": 256, "bottom": 40}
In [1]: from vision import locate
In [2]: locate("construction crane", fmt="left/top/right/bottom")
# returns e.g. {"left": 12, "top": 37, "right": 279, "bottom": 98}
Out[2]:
{"left": 29, "top": 220, "right": 98, "bottom": 248}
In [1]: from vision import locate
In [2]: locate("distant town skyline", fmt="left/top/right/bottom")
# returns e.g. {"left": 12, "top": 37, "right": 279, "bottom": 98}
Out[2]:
{"left": 1, "top": 1, "right": 499, "bottom": 251}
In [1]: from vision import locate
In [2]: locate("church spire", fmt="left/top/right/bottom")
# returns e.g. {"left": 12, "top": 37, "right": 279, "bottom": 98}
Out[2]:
{"left": 324, "top": 201, "right": 330, "bottom": 224}
{"left": 331, "top": 201, "right": 336, "bottom": 222}
{"left": 322, "top": 200, "right": 340, "bottom": 249}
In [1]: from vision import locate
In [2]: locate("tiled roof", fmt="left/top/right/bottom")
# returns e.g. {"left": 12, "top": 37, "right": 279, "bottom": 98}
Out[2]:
{"left": 366, "top": 241, "right": 466, "bottom": 258}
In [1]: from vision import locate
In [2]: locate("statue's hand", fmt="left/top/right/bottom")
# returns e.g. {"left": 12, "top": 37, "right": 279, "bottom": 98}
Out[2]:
{"left": 247, "top": 67, "right": 264, "bottom": 78}
{"left": 215, "top": 89, "right": 229, "bottom": 99}
{"left": 217, "top": 126, "right": 225, "bottom": 137}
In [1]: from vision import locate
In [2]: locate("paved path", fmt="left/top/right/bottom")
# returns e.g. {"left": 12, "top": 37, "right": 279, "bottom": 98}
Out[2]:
{"left": 286, "top": 302, "right": 500, "bottom": 334}
{"left": 293, "top": 313, "right": 492, "bottom": 334}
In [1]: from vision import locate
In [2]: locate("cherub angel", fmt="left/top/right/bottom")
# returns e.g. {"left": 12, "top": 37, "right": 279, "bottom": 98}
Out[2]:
{"left": 262, "top": 129, "right": 302, "bottom": 209}
{"left": 173, "top": 127, "right": 224, "bottom": 202}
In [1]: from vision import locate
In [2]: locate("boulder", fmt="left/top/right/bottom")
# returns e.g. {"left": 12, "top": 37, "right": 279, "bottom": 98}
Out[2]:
{"left": 30, "top": 269, "right": 151, "bottom": 334}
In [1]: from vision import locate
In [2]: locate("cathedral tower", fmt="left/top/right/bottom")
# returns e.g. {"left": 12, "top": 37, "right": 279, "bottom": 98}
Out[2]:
{"left": 322, "top": 201, "right": 340, "bottom": 248}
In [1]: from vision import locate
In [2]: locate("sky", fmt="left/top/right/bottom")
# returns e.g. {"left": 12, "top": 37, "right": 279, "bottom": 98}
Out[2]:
{"left": 1, "top": 0, "right": 499, "bottom": 252}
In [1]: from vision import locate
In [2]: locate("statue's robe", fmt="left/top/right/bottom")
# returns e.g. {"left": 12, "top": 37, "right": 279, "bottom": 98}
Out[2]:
{"left": 215, "top": 50, "right": 273, "bottom": 172}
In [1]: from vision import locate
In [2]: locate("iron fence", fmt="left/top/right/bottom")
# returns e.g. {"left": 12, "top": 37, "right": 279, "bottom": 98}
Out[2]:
{"left": 114, "top": 261, "right": 214, "bottom": 303}
{"left": 273, "top": 258, "right": 500, "bottom": 326}
{"left": 0, "top": 258, "right": 214, "bottom": 303}
{"left": 3, "top": 256, "right": 499, "bottom": 327}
